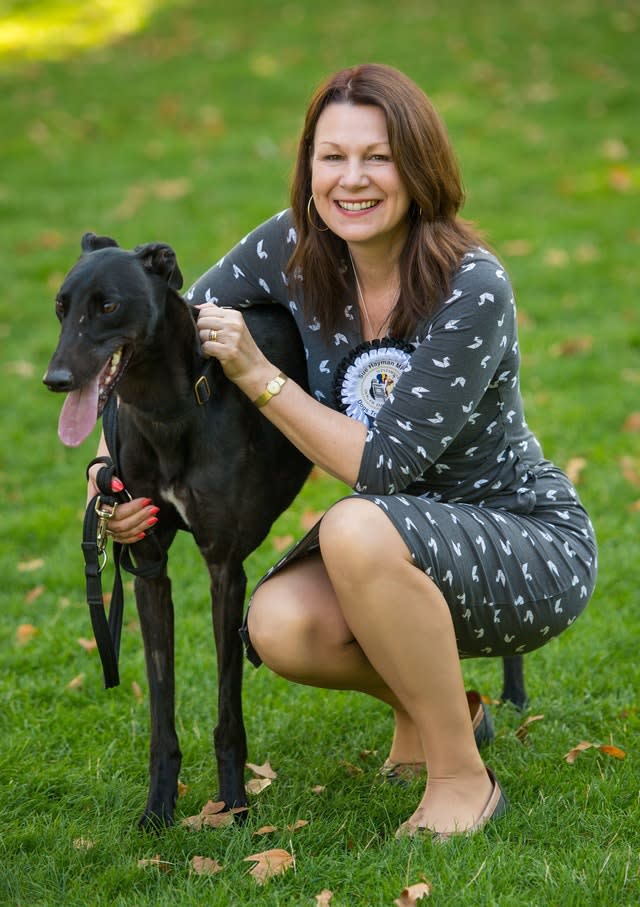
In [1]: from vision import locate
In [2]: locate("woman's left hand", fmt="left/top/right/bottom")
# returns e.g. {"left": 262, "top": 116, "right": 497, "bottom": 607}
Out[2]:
{"left": 197, "top": 303, "right": 269, "bottom": 384}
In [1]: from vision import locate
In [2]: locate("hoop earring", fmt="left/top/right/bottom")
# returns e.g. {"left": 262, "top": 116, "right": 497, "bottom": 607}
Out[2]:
{"left": 307, "top": 195, "right": 329, "bottom": 232}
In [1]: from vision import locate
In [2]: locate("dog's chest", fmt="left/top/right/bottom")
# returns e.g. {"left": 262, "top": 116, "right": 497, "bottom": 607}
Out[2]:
{"left": 160, "top": 486, "right": 191, "bottom": 528}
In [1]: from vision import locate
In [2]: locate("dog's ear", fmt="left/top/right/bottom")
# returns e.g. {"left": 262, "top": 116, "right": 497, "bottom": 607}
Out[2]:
{"left": 81, "top": 232, "right": 119, "bottom": 253}
{"left": 134, "top": 242, "right": 184, "bottom": 290}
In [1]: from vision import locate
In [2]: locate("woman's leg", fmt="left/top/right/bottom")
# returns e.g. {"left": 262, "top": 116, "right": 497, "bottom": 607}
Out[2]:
{"left": 248, "top": 553, "right": 424, "bottom": 764}
{"left": 317, "top": 498, "right": 493, "bottom": 835}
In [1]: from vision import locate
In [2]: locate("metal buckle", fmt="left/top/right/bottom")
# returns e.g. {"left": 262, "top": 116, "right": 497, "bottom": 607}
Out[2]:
{"left": 95, "top": 497, "right": 118, "bottom": 571}
{"left": 194, "top": 375, "right": 211, "bottom": 405}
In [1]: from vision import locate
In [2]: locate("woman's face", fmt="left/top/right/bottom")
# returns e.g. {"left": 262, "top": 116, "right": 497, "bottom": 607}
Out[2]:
{"left": 310, "top": 102, "right": 411, "bottom": 251}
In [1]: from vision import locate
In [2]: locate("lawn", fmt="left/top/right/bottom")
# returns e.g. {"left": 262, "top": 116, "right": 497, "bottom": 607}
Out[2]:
{"left": 0, "top": 1, "right": 638, "bottom": 905}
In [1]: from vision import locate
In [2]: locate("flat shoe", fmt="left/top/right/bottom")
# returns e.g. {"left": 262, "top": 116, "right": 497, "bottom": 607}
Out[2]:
{"left": 395, "top": 767, "right": 508, "bottom": 840}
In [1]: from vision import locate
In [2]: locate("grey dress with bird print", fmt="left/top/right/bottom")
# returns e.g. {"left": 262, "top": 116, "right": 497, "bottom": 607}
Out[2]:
{"left": 187, "top": 209, "right": 597, "bottom": 663}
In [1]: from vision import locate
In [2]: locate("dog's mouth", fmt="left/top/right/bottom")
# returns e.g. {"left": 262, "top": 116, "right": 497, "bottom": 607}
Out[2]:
{"left": 58, "top": 345, "right": 131, "bottom": 447}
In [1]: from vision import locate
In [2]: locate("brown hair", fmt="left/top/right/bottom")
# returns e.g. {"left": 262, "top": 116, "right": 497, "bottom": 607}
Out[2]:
{"left": 288, "top": 63, "right": 484, "bottom": 338}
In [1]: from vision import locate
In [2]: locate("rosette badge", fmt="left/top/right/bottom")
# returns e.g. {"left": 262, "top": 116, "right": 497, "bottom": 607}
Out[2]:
{"left": 334, "top": 339, "right": 414, "bottom": 427}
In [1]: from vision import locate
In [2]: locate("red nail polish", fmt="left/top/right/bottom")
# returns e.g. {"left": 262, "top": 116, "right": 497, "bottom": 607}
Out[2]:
{"left": 147, "top": 517, "right": 158, "bottom": 527}
{"left": 142, "top": 498, "right": 152, "bottom": 506}
{"left": 112, "top": 478, "right": 124, "bottom": 492}
{"left": 137, "top": 532, "right": 146, "bottom": 540}
{"left": 149, "top": 506, "right": 160, "bottom": 516}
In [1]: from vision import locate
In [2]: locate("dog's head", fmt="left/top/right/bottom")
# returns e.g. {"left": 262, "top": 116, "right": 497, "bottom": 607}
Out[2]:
{"left": 43, "top": 233, "right": 184, "bottom": 447}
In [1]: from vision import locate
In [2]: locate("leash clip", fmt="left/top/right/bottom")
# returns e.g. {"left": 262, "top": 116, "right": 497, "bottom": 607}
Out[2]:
{"left": 95, "top": 497, "right": 118, "bottom": 571}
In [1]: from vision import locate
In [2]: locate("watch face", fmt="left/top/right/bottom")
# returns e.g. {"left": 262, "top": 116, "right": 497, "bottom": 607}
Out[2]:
{"left": 267, "top": 378, "right": 281, "bottom": 394}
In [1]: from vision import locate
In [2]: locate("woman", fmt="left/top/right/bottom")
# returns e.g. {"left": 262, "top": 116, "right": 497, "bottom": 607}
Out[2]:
{"left": 94, "top": 64, "right": 597, "bottom": 838}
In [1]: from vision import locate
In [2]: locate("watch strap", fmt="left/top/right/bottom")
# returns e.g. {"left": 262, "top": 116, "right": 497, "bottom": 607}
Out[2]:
{"left": 253, "top": 372, "right": 287, "bottom": 408}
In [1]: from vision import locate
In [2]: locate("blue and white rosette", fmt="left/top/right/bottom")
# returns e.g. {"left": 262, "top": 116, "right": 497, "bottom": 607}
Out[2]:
{"left": 334, "top": 339, "right": 414, "bottom": 427}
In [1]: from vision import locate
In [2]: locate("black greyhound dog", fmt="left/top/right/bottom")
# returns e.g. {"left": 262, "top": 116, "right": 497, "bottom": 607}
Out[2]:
{"left": 44, "top": 233, "right": 527, "bottom": 828}
{"left": 44, "top": 233, "right": 312, "bottom": 827}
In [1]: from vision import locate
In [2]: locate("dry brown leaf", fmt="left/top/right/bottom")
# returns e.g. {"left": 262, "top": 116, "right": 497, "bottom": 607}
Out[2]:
{"left": 246, "top": 778, "right": 272, "bottom": 795}
{"left": 544, "top": 248, "right": 569, "bottom": 267}
{"left": 394, "top": 881, "right": 432, "bottom": 905}
{"left": 181, "top": 814, "right": 204, "bottom": 831}
{"left": 177, "top": 780, "right": 188, "bottom": 798}
{"left": 272, "top": 534, "right": 294, "bottom": 552}
{"left": 16, "top": 623, "right": 38, "bottom": 645}
{"left": 311, "top": 785, "right": 326, "bottom": 794}
{"left": 564, "top": 457, "right": 587, "bottom": 485}
{"left": 151, "top": 178, "right": 191, "bottom": 200}
{"left": 564, "top": 740, "right": 626, "bottom": 764}
{"left": 246, "top": 760, "right": 278, "bottom": 779}
{"left": 200, "top": 800, "right": 226, "bottom": 816}
{"left": 244, "top": 848, "right": 294, "bottom": 885}
{"left": 138, "top": 854, "right": 173, "bottom": 871}
{"left": 78, "top": 637, "right": 97, "bottom": 652}
{"left": 316, "top": 890, "right": 333, "bottom": 907}
{"left": 254, "top": 824, "right": 278, "bottom": 836}
{"left": 300, "top": 508, "right": 324, "bottom": 531}
{"left": 515, "top": 714, "right": 545, "bottom": 743}
{"left": 24, "top": 584, "right": 45, "bottom": 603}
{"left": 619, "top": 456, "right": 640, "bottom": 487}
{"left": 191, "top": 855, "right": 223, "bottom": 875}
{"left": 132, "top": 681, "right": 144, "bottom": 703}
{"left": 338, "top": 760, "right": 363, "bottom": 776}
{"left": 622, "top": 412, "right": 640, "bottom": 433}
{"left": 17, "top": 558, "right": 45, "bottom": 572}
{"left": 503, "top": 239, "right": 532, "bottom": 257}
{"left": 202, "top": 811, "right": 234, "bottom": 829}
{"left": 550, "top": 335, "right": 593, "bottom": 357}
{"left": 286, "top": 819, "right": 309, "bottom": 832}
{"left": 66, "top": 673, "right": 85, "bottom": 690}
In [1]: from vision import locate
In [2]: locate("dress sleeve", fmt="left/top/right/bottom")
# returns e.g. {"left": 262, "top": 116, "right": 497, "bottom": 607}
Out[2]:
{"left": 356, "top": 256, "right": 518, "bottom": 494}
{"left": 185, "top": 210, "right": 297, "bottom": 308}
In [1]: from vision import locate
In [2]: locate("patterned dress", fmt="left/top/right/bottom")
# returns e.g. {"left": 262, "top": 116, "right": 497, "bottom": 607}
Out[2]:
{"left": 187, "top": 209, "right": 597, "bottom": 662}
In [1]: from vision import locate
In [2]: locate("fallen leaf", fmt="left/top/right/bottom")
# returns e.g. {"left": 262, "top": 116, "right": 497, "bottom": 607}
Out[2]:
{"left": 132, "top": 680, "right": 144, "bottom": 703}
{"left": 246, "top": 778, "right": 272, "bottom": 794}
{"left": 544, "top": 248, "right": 569, "bottom": 267}
{"left": 503, "top": 239, "right": 532, "bottom": 257}
{"left": 564, "top": 457, "right": 587, "bottom": 485}
{"left": 622, "top": 412, "right": 640, "bottom": 433}
{"left": 254, "top": 825, "right": 278, "bottom": 836}
{"left": 311, "top": 785, "right": 326, "bottom": 794}
{"left": 138, "top": 854, "right": 173, "bottom": 871}
{"left": 515, "top": 714, "right": 545, "bottom": 743}
{"left": 17, "top": 558, "right": 44, "bottom": 572}
{"left": 394, "top": 881, "right": 432, "bottom": 905}
{"left": 359, "top": 749, "right": 378, "bottom": 760}
{"left": 315, "top": 890, "right": 333, "bottom": 907}
{"left": 246, "top": 760, "right": 278, "bottom": 780}
{"left": 272, "top": 534, "right": 294, "bottom": 552}
{"left": 286, "top": 819, "right": 309, "bottom": 832}
{"left": 66, "top": 673, "right": 85, "bottom": 690}
{"left": 338, "top": 760, "right": 363, "bottom": 776}
{"left": 300, "top": 508, "right": 324, "bottom": 531}
{"left": 619, "top": 456, "right": 640, "bottom": 487}
{"left": 5, "top": 360, "right": 35, "bottom": 377}
{"left": 202, "top": 811, "right": 234, "bottom": 829}
{"left": 151, "top": 177, "right": 191, "bottom": 200}
{"left": 191, "top": 855, "right": 223, "bottom": 875}
{"left": 177, "top": 780, "right": 188, "bottom": 798}
{"left": 78, "top": 637, "right": 97, "bottom": 652}
{"left": 550, "top": 335, "right": 593, "bottom": 357}
{"left": 244, "top": 848, "right": 294, "bottom": 885}
{"left": 24, "top": 584, "right": 45, "bottom": 603}
{"left": 564, "top": 740, "right": 626, "bottom": 764}
{"left": 16, "top": 623, "right": 38, "bottom": 645}
{"left": 200, "top": 800, "right": 226, "bottom": 816}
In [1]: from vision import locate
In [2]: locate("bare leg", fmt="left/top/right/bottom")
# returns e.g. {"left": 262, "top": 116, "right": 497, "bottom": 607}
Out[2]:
{"left": 250, "top": 499, "right": 494, "bottom": 834}
{"left": 248, "top": 554, "right": 423, "bottom": 763}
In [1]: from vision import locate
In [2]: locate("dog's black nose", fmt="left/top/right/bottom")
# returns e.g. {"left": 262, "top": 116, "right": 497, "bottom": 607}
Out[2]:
{"left": 43, "top": 367, "right": 75, "bottom": 392}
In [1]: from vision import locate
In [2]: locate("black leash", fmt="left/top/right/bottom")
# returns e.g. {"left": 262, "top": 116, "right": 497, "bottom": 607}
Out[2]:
{"left": 81, "top": 396, "right": 168, "bottom": 689}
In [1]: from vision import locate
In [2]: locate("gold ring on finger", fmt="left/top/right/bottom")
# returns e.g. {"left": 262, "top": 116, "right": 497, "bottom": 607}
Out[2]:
{"left": 209, "top": 329, "right": 218, "bottom": 343}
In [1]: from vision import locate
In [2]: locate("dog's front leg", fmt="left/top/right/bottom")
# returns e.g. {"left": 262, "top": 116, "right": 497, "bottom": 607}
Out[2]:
{"left": 209, "top": 561, "right": 248, "bottom": 813}
{"left": 135, "top": 571, "right": 182, "bottom": 829}
{"left": 501, "top": 654, "right": 528, "bottom": 710}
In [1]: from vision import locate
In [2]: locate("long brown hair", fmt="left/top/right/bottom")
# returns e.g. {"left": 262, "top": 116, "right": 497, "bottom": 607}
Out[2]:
{"left": 288, "top": 63, "right": 485, "bottom": 338}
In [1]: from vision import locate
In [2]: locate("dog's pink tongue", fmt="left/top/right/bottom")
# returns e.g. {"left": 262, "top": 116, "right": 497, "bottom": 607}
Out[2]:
{"left": 58, "top": 378, "right": 100, "bottom": 447}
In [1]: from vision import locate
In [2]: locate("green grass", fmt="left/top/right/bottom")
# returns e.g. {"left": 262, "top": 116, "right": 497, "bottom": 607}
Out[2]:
{"left": 1, "top": 1, "right": 639, "bottom": 904}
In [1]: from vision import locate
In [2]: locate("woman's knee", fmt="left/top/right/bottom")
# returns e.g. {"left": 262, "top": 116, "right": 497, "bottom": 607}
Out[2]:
{"left": 319, "top": 498, "right": 409, "bottom": 578}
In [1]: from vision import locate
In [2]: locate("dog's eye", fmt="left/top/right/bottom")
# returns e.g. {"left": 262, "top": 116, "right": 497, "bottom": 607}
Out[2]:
{"left": 101, "top": 301, "right": 119, "bottom": 315}
{"left": 55, "top": 297, "right": 65, "bottom": 318}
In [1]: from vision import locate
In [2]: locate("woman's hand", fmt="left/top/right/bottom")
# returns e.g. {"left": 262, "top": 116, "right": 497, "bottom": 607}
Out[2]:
{"left": 197, "top": 303, "right": 272, "bottom": 390}
{"left": 87, "top": 463, "right": 159, "bottom": 545}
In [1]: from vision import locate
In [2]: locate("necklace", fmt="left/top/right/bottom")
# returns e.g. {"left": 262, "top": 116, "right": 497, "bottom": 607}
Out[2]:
{"left": 347, "top": 248, "right": 400, "bottom": 339}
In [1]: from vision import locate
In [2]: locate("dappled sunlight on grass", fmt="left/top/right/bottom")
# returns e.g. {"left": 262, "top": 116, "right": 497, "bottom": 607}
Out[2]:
{"left": 0, "top": 0, "right": 164, "bottom": 62}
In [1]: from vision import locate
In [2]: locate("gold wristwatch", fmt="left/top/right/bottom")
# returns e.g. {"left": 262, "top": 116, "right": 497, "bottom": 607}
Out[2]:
{"left": 253, "top": 372, "right": 287, "bottom": 408}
